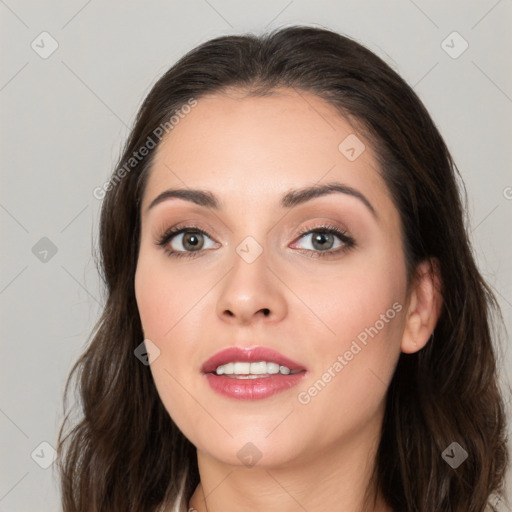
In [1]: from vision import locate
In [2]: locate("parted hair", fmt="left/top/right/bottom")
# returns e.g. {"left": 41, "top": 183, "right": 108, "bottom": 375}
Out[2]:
{"left": 56, "top": 26, "right": 509, "bottom": 512}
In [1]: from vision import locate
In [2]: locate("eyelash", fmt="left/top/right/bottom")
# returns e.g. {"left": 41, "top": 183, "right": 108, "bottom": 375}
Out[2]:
{"left": 155, "top": 223, "right": 356, "bottom": 260}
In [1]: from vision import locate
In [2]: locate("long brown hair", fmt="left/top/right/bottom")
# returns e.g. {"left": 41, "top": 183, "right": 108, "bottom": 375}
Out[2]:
{"left": 56, "top": 26, "right": 510, "bottom": 512}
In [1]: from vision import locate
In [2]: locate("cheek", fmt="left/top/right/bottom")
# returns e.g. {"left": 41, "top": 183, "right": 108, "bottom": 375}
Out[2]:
{"left": 135, "top": 253, "right": 200, "bottom": 341}
{"left": 292, "top": 253, "right": 406, "bottom": 420}
{"left": 134, "top": 257, "right": 209, "bottom": 432}
{"left": 294, "top": 251, "right": 405, "bottom": 343}
{"left": 134, "top": 253, "right": 217, "bottom": 380}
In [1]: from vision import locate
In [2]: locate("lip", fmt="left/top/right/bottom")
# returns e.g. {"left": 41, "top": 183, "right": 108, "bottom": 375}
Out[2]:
{"left": 201, "top": 346, "right": 308, "bottom": 401}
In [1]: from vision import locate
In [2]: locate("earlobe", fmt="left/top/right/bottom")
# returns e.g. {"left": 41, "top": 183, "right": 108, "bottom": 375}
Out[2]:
{"left": 401, "top": 258, "right": 443, "bottom": 354}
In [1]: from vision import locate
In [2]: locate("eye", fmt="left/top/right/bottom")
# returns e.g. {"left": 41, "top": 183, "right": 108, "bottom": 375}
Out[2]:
{"left": 291, "top": 224, "right": 355, "bottom": 257}
{"left": 156, "top": 225, "right": 219, "bottom": 258}
{"left": 156, "top": 223, "right": 355, "bottom": 260}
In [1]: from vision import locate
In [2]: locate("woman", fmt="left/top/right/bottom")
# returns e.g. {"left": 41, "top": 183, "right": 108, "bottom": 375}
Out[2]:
{"left": 56, "top": 26, "right": 509, "bottom": 512}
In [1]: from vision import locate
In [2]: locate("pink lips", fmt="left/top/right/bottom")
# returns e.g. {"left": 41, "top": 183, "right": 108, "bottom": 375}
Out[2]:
{"left": 201, "top": 346, "right": 308, "bottom": 401}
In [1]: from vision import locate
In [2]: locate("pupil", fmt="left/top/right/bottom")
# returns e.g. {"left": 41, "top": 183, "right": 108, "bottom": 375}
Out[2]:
{"left": 313, "top": 233, "right": 333, "bottom": 250}
{"left": 184, "top": 233, "right": 203, "bottom": 250}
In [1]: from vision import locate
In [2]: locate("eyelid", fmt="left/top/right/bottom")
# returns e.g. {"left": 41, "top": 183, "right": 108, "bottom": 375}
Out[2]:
{"left": 155, "top": 220, "right": 217, "bottom": 243}
{"left": 155, "top": 223, "right": 218, "bottom": 247}
{"left": 290, "top": 222, "right": 354, "bottom": 251}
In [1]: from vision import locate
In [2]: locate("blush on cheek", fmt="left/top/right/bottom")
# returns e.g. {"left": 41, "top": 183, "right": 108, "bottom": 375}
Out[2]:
{"left": 135, "top": 267, "right": 176, "bottom": 339}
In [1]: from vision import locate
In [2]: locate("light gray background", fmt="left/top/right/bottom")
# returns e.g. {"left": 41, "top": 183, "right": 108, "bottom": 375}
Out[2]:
{"left": 1, "top": 1, "right": 511, "bottom": 510}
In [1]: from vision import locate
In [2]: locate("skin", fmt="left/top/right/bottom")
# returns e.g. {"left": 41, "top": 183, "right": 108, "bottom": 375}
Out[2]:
{"left": 134, "top": 88, "right": 442, "bottom": 512}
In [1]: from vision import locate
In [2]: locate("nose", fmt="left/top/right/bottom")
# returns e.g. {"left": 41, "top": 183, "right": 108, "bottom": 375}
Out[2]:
{"left": 215, "top": 247, "right": 287, "bottom": 326}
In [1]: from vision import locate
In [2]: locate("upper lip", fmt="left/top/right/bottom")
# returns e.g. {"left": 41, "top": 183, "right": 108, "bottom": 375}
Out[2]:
{"left": 201, "top": 346, "right": 307, "bottom": 374}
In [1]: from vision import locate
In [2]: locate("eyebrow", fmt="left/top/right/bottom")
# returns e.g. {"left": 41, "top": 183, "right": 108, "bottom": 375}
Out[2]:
{"left": 145, "top": 182, "right": 377, "bottom": 220}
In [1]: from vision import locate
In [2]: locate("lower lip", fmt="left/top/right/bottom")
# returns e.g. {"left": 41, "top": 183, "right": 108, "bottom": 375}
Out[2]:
{"left": 203, "top": 372, "right": 307, "bottom": 400}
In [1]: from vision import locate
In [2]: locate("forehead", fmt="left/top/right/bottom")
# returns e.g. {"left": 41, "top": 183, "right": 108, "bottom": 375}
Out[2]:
{"left": 142, "top": 88, "right": 392, "bottom": 216}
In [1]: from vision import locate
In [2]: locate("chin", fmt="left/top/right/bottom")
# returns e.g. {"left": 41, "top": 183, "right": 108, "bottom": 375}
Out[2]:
{"left": 187, "top": 420, "right": 312, "bottom": 469}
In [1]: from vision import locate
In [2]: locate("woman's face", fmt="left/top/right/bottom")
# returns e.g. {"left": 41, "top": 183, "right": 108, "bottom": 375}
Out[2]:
{"left": 135, "top": 88, "right": 410, "bottom": 468}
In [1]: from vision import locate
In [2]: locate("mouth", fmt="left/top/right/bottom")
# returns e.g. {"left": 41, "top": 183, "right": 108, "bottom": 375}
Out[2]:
{"left": 201, "top": 346, "right": 307, "bottom": 400}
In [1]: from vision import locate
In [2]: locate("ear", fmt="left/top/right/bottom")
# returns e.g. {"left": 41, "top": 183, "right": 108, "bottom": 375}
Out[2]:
{"left": 401, "top": 258, "right": 443, "bottom": 354}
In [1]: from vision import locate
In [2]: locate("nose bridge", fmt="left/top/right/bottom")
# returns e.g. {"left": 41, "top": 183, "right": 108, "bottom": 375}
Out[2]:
{"left": 215, "top": 233, "right": 286, "bottom": 324}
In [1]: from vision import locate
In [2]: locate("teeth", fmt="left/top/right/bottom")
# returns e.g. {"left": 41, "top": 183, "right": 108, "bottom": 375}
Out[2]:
{"left": 214, "top": 361, "right": 299, "bottom": 376}
{"left": 234, "top": 362, "right": 250, "bottom": 374}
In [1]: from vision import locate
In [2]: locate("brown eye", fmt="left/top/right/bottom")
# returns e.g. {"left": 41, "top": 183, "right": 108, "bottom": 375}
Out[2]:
{"left": 179, "top": 232, "right": 205, "bottom": 251}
